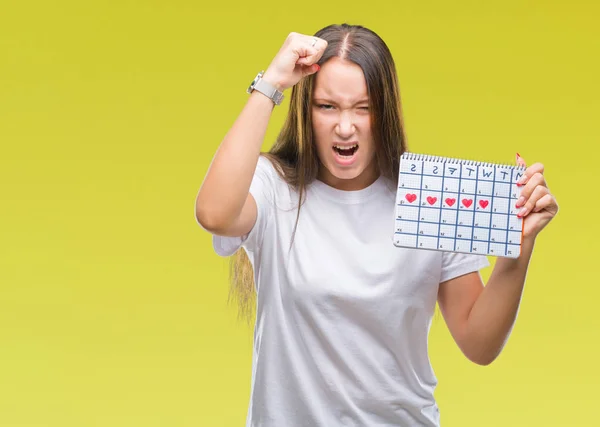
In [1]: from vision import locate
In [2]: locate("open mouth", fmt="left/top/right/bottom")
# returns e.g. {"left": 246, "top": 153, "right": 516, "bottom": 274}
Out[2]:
{"left": 332, "top": 144, "right": 359, "bottom": 157}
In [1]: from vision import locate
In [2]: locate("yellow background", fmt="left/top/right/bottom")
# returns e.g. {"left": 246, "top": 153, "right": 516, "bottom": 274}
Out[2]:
{"left": 1, "top": 1, "right": 598, "bottom": 426}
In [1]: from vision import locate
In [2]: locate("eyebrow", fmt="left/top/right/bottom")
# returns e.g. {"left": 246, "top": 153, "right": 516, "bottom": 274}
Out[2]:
{"left": 313, "top": 97, "right": 369, "bottom": 105}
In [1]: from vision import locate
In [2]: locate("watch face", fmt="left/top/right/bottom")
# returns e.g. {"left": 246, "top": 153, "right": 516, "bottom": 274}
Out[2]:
{"left": 247, "top": 71, "right": 264, "bottom": 94}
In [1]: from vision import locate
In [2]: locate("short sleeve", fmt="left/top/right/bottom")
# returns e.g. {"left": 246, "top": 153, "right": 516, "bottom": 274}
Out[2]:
{"left": 211, "top": 156, "right": 276, "bottom": 257}
{"left": 439, "top": 251, "right": 490, "bottom": 283}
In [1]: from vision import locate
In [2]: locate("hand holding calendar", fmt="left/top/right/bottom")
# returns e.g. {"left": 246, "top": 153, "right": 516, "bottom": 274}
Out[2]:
{"left": 393, "top": 152, "right": 558, "bottom": 258}
{"left": 513, "top": 153, "right": 559, "bottom": 239}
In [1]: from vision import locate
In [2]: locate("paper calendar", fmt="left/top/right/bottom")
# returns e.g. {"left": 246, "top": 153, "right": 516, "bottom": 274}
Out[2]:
{"left": 393, "top": 152, "right": 527, "bottom": 258}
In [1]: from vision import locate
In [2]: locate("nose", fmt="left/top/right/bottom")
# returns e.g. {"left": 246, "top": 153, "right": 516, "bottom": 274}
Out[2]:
{"left": 335, "top": 111, "right": 356, "bottom": 138}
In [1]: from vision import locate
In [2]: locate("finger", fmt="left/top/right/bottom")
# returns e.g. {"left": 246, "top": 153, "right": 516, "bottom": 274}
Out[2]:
{"left": 516, "top": 152, "right": 527, "bottom": 167}
{"left": 297, "top": 37, "right": 326, "bottom": 66}
{"left": 515, "top": 172, "right": 547, "bottom": 207}
{"left": 306, "top": 36, "right": 322, "bottom": 50}
{"left": 307, "top": 37, "right": 327, "bottom": 63}
{"left": 517, "top": 185, "right": 550, "bottom": 218}
{"left": 301, "top": 63, "right": 320, "bottom": 77}
{"left": 295, "top": 46, "right": 319, "bottom": 65}
{"left": 517, "top": 162, "right": 545, "bottom": 187}
{"left": 532, "top": 193, "right": 557, "bottom": 213}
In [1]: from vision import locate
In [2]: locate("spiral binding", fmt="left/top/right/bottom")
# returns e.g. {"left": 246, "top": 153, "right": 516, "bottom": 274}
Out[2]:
{"left": 401, "top": 152, "right": 525, "bottom": 170}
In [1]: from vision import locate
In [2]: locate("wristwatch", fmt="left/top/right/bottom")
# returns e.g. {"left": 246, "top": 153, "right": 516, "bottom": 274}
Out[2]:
{"left": 247, "top": 71, "right": 284, "bottom": 105}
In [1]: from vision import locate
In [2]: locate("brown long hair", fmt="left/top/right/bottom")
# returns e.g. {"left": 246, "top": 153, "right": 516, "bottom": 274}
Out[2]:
{"left": 228, "top": 23, "right": 408, "bottom": 325}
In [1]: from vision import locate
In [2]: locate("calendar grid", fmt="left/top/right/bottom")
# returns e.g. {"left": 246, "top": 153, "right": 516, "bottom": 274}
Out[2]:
{"left": 397, "top": 185, "right": 515, "bottom": 201}
{"left": 393, "top": 231, "right": 521, "bottom": 250}
{"left": 454, "top": 162, "right": 463, "bottom": 252}
{"left": 505, "top": 168, "right": 514, "bottom": 256}
{"left": 437, "top": 161, "right": 446, "bottom": 250}
{"left": 488, "top": 165, "right": 497, "bottom": 255}
{"left": 416, "top": 161, "right": 424, "bottom": 244}
{"left": 393, "top": 153, "right": 525, "bottom": 259}
{"left": 395, "top": 216, "right": 515, "bottom": 229}
{"left": 469, "top": 164, "right": 479, "bottom": 253}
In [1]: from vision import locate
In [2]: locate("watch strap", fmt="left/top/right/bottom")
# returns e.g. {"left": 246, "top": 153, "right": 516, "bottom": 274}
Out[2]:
{"left": 247, "top": 72, "right": 284, "bottom": 105}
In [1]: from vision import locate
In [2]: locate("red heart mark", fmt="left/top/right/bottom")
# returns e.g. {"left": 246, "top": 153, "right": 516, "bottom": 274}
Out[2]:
{"left": 405, "top": 193, "right": 417, "bottom": 203}
{"left": 445, "top": 198, "right": 456, "bottom": 207}
{"left": 462, "top": 198, "right": 473, "bottom": 208}
{"left": 426, "top": 196, "right": 437, "bottom": 205}
{"left": 479, "top": 200, "right": 489, "bottom": 209}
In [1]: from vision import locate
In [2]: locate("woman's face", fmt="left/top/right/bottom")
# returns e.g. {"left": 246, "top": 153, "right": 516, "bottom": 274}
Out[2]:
{"left": 311, "top": 57, "right": 378, "bottom": 191}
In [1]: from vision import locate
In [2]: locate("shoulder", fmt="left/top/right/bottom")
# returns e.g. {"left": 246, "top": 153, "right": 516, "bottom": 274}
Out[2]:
{"left": 256, "top": 155, "right": 286, "bottom": 182}
{"left": 251, "top": 155, "right": 297, "bottom": 206}
{"left": 256, "top": 154, "right": 274, "bottom": 171}
{"left": 255, "top": 155, "right": 296, "bottom": 197}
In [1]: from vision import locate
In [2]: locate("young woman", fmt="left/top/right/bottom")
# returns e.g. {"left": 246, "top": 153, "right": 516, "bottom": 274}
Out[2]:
{"left": 196, "top": 23, "right": 558, "bottom": 427}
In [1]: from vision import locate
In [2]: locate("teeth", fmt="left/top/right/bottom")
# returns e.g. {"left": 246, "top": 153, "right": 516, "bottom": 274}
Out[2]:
{"left": 333, "top": 144, "right": 358, "bottom": 150}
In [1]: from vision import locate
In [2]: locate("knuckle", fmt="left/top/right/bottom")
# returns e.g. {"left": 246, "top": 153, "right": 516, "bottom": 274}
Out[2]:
{"left": 532, "top": 172, "right": 544, "bottom": 182}
{"left": 536, "top": 194, "right": 549, "bottom": 206}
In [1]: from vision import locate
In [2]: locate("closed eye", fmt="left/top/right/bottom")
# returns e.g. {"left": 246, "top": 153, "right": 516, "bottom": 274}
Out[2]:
{"left": 316, "top": 104, "right": 369, "bottom": 111}
{"left": 317, "top": 104, "right": 334, "bottom": 110}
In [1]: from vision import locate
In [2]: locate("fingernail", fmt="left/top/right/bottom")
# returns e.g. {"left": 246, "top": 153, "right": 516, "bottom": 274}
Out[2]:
{"left": 517, "top": 174, "right": 527, "bottom": 185}
{"left": 517, "top": 207, "right": 528, "bottom": 217}
{"left": 315, "top": 64, "right": 320, "bottom": 71}
{"left": 516, "top": 196, "right": 526, "bottom": 207}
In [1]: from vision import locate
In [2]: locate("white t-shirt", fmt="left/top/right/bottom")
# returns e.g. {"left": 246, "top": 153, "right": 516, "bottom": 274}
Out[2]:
{"left": 212, "top": 156, "right": 490, "bottom": 427}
